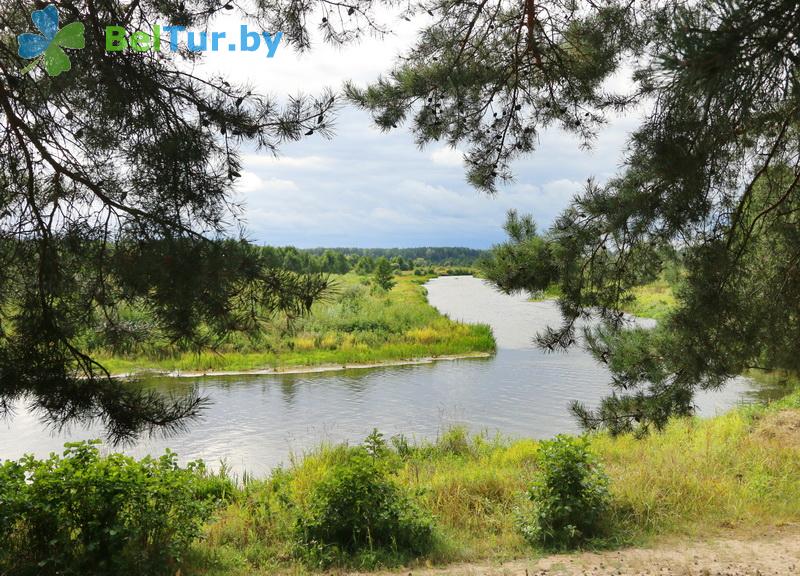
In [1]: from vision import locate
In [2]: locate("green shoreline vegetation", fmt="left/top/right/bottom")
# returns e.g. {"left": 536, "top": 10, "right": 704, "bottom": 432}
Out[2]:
{"left": 91, "top": 272, "right": 495, "bottom": 376}
{"left": 5, "top": 251, "right": 798, "bottom": 575}
{"left": 189, "top": 387, "right": 800, "bottom": 575}
{"left": 4, "top": 383, "right": 799, "bottom": 575}
{"left": 4, "top": 263, "right": 799, "bottom": 575}
{"left": 529, "top": 278, "right": 677, "bottom": 322}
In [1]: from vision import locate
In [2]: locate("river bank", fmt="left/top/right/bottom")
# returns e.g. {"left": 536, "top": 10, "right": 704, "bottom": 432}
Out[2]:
{"left": 2, "top": 276, "right": 797, "bottom": 576}
{"left": 0, "top": 276, "right": 757, "bottom": 471}
{"left": 187, "top": 384, "right": 800, "bottom": 575}
{"left": 6, "top": 386, "right": 799, "bottom": 576}
{"left": 528, "top": 279, "right": 676, "bottom": 321}
{"left": 93, "top": 274, "right": 496, "bottom": 376}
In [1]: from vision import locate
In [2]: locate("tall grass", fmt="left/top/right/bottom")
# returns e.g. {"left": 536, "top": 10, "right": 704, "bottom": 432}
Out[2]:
{"left": 93, "top": 274, "right": 495, "bottom": 375}
{"left": 624, "top": 279, "right": 677, "bottom": 321}
{"left": 189, "top": 388, "right": 800, "bottom": 574}
{"left": 595, "top": 396, "right": 800, "bottom": 538}
{"left": 528, "top": 280, "right": 676, "bottom": 321}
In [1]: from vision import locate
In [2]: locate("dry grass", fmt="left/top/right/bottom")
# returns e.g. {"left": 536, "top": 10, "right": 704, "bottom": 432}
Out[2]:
{"left": 753, "top": 409, "right": 800, "bottom": 447}
{"left": 189, "top": 388, "right": 800, "bottom": 575}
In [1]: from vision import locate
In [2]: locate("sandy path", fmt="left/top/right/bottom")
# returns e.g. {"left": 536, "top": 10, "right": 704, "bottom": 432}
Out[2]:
{"left": 354, "top": 526, "right": 800, "bottom": 576}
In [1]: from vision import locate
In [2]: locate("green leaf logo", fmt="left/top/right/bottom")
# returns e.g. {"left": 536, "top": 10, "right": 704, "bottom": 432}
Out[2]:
{"left": 17, "top": 5, "right": 85, "bottom": 77}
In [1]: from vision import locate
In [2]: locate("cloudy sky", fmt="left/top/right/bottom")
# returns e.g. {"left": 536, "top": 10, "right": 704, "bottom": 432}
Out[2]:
{"left": 197, "top": 12, "right": 641, "bottom": 248}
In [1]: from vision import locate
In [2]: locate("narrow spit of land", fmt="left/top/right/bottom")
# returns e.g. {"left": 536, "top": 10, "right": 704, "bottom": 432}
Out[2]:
{"left": 95, "top": 274, "right": 496, "bottom": 376}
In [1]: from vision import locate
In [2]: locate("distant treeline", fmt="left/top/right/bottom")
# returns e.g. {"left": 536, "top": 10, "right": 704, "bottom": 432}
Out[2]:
{"left": 257, "top": 246, "right": 486, "bottom": 274}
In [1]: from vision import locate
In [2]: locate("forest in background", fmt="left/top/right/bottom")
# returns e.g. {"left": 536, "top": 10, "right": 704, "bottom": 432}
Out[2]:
{"left": 258, "top": 246, "right": 485, "bottom": 274}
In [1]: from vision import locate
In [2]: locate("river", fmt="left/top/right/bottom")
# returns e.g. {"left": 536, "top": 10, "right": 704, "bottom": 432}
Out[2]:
{"left": 0, "top": 276, "right": 756, "bottom": 474}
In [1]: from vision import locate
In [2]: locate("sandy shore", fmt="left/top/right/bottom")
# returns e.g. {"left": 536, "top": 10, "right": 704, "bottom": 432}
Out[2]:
{"left": 113, "top": 352, "right": 493, "bottom": 379}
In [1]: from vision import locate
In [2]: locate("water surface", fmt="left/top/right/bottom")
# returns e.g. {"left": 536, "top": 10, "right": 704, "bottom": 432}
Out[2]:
{"left": 0, "top": 276, "right": 755, "bottom": 474}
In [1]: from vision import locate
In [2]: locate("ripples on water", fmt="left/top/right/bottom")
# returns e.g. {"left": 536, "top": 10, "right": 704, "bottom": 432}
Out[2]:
{"left": 0, "top": 276, "right": 756, "bottom": 474}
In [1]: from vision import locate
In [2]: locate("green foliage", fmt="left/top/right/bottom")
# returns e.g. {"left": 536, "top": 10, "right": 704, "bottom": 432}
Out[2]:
{"left": 347, "top": 0, "right": 637, "bottom": 192}
{"left": 301, "top": 247, "right": 486, "bottom": 269}
{"left": 355, "top": 255, "right": 376, "bottom": 274}
{"left": 198, "top": 432, "right": 437, "bottom": 572}
{"left": 3, "top": 238, "right": 334, "bottom": 443}
{"left": 294, "top": 440, "right": 435, "bottom": 568}
{"left": 372, "top": 257, "right": 397, "bottom": 291}
{"left": 260, "top": 246, "right": 486, "bottom": 275}
{"left": 519, "top": 435, "right": 610, "bottom": 549}
{"left": 624, "top": 279, "right": 677, "bottom": 321}
{"left": 0, "top": 441, "right": 232, "bottom": 576}
{"left": 571, "top": 169, "right": 800, "bottom": 434}
{"left": 534, "top": 2, "right": 799, "bottom": 432}
{"left": 2, "top": 0, "right": 349, "bottom": 439}
{"left": 195, "top": 392, "right": 800, "bottom": 573}
{"left": 91, "top": 274, "right": 495, "bottom": 374}
{"left": 571, "top": 326, "right": 696, "bottom": 435}
{"left": 480, "top": 210, "right": 558, "bottom": 294}
{"left": 440, "top": 267, "right": 475, "bottom": 276}
{"left": 345, "top": 0, "right": 800, "bottom": 436}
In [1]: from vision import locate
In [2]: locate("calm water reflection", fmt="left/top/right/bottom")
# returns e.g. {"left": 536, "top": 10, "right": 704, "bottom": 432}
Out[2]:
{"left": 0, "top": 276, "right": 756, "bottom": 474}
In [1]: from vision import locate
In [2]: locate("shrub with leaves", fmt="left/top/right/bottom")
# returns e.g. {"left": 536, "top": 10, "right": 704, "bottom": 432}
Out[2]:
{"left": 519, "top": 435, "right": 610, "bottom": 549}
{"left": 0, "top": 441, "right": 233, "bottom": 576}
{"left": 294, "top": 435, "right": 434, "bottom": 568}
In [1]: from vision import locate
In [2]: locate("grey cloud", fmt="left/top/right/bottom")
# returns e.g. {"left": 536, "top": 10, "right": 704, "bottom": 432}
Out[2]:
{"left": 197, "top": 15, "right": 642, "bottom": 247}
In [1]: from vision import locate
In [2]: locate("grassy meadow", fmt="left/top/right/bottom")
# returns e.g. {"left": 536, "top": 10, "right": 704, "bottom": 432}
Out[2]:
{"left": 529, "top": 279, "right": 677, "bottom": 321}
{"left": 624, "top": 279, "right": 677, "bottom": 321}
{"left": 93, "top": 274, "right": 495, "bottom": 375}
{"left": 187, "top": 385, "right": 800, "bottom": 574}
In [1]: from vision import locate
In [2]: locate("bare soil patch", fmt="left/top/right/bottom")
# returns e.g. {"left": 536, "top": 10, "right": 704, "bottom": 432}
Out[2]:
{"left": 352, "top": 525, "right": 800, "bottom": 576}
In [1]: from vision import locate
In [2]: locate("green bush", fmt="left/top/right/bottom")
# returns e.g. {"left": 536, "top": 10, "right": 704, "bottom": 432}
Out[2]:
{"left": 519, "top": 435, "right": 610, "bottom": 549}
{"left": 0, "top": 441, "right": 232, "bottom": 576}
{"left": 294, "top": 439, "right": 435, "bottom": 568}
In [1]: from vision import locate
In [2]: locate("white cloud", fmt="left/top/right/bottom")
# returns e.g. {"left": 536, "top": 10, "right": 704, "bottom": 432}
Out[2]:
{"left": 542, "top": 179, "right": 583, "bottom": 199}
{"left": 430, "top": 146, "right": 464, "bottom": 167}
{"left": 234, "top": 171, "right": 264, "bottom": 194}
{"left": 167, "top": 9, "right": 644, "bottom": 247}
{"left": 241, "top": 154, "right": 333, "bottom": 170}
{"left": 235, "top": 173, "right": 298, "bottom": 196}
{"left": 198, "top": 9, "right": 424, "bottom": 95}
